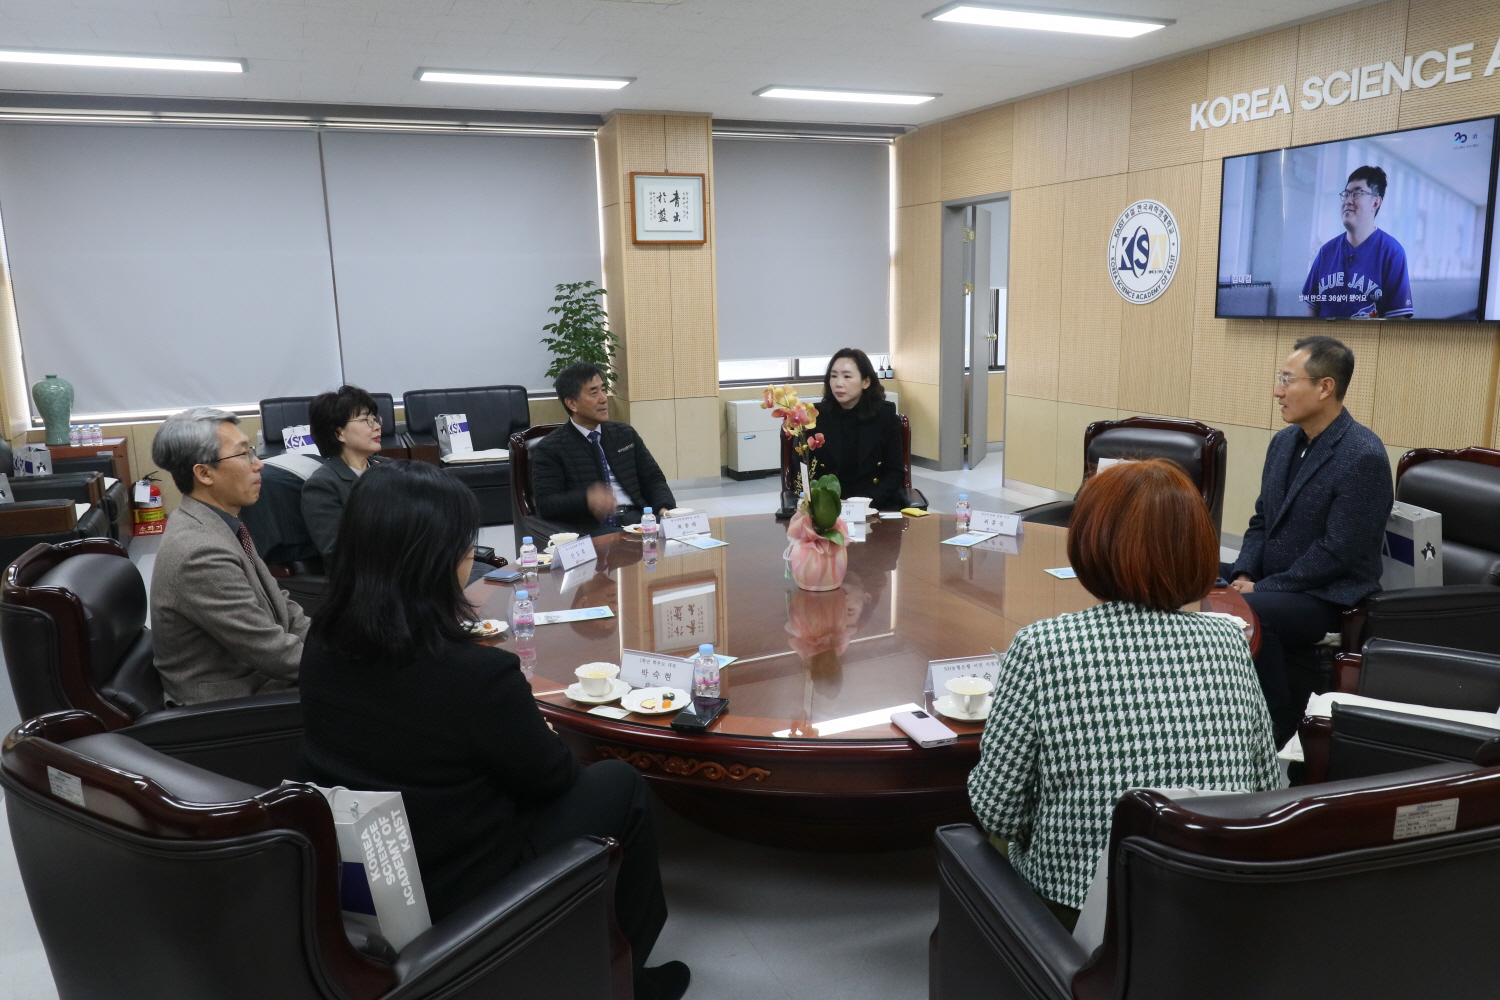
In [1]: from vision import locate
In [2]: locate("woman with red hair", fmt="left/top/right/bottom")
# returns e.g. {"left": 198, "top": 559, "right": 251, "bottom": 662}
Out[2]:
{"left": 967, "top": 458, "right": 1278, "bottom": 928}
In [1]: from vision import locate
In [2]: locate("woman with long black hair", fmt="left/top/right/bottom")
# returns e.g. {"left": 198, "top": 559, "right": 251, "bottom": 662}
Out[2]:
{"left": 296, "top": 460, "right": 688, "bottom": 1000}
{"left": 812, "top": 348, "right": 906, "bottom": 511}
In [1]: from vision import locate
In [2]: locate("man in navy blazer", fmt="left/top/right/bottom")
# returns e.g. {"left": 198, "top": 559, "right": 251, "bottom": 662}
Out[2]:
{"left": 1228, "top": 336, "right": 1392, "bottom": 743}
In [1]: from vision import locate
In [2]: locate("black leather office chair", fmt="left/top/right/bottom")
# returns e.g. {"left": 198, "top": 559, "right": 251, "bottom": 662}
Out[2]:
{"left": 931, "top": 762, "right": 1500, "bottom": 1000}
{"left": 1, "top": 539, "right": 302, "bottom": 787}
{"left": 1297, "top": 704, "right": 1500, "bottom": 782}
{"left": 1, "top": 711, "right": 632, "bottom": 1000}
{"left": 1395, "top": 446, "right": 1500, "bottom": 586}
{"left": 1341, "top": 584, "right": 1500, "bottom": 657}
{"left": 0, "top": 439, "right": 130, "bottom": 545}
{"left": 1337, "top": 637, "right": 1500, "bottom": 708}
{"left": 1018, "top": 416, "right": 1228, "bottom": 533}
{"left": 404, "top": 386, "right": 530, "bottom": 526}
{"left": 258, "top": 393, "right": 408, "bottom": 459}
{"left": 509, "top": 424, "right": 572, "bottom": 552}
{"left": 238, "top": 461, "right": 329, "bottom": 615}
{"left": 776, "top": 413, "right": 927, "bottom": 519}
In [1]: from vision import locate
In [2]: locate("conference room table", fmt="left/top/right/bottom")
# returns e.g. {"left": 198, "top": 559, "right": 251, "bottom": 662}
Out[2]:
{"left": 466, "top": 512, "right": 1259, "bottom": 850}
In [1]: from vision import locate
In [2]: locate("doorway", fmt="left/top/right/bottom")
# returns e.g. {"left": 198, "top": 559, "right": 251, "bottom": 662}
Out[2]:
{"left": 939, "top": 194, "right": 1009, "bottom": 471}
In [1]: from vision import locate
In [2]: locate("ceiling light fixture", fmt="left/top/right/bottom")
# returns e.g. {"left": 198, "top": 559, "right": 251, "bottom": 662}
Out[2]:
{"left": 754, "top": 86, "right": 938, "bottom": 106}
{"left": 925, "top": 3, "right": 1171, "bottom": 37}
{"left": 418, "top": 69, "right": 632, "bottom": 89}
{"left": 0, "top": 49, "right": 245, "bottom": 72}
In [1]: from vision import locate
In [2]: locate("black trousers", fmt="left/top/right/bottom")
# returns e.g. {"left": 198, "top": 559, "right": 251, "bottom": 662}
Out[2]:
{"left": 1223, "top": 564, "right": 1345, "bottom": 745}
{"left": 523, "top": 760, "right": 667, "bottom": 969}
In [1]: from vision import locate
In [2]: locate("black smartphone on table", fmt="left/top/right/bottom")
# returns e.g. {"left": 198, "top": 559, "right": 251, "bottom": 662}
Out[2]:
{"left": 670, "top": 697, "right": 728, "bottom": 733}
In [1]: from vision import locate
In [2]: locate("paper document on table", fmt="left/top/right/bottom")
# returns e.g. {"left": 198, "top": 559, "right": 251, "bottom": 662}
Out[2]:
{"left": 533, "top": 606, "right": 614, "bottom": 626}
{"left": 1044, "top": 567, "right": 1077, "bottom": 579}
{"left": 678, "top": 534, "right": 727, "bottom": 550}
{"left": 1278, "top": 692, "right": 1500, "bottom": 762}
{"left": 941, "top": 531, "right": 998, "bottom": 547}
{"left": 1195, "top": 610, "right": 1249, "bottom": 629}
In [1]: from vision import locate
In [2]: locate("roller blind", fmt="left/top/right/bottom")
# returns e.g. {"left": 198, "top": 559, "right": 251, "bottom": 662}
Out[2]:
{"left": 713, "top": 138, "right": 889, "bottom": 361}
{"left": 0, "top": 123, "right": 343, "bottom": 414}
{"left": 319, "top": 130, "right": 602, "bottom": 395}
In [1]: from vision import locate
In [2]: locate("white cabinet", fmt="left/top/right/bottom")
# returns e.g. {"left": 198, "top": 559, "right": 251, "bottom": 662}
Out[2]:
{"left": 725, "top": 399, "right": 782, "bottom": 474}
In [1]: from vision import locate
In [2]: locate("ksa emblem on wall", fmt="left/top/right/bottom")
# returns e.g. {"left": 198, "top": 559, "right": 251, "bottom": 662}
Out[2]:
{"left": 1109, "top": 200, "right": 1180, "bottom": 304}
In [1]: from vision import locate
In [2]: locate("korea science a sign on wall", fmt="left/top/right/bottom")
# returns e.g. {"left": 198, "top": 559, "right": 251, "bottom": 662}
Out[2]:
{"left": 1109, "top": 200, "right": 1180, "bottom": 304}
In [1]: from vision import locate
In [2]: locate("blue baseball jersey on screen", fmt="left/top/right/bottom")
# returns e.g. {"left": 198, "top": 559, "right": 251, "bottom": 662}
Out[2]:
{"left": 1300, "top": 228, "right": 1414, "bottom": 318}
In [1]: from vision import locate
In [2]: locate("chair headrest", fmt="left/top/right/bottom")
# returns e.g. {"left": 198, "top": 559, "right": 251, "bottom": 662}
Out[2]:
{"left": 65, "top": 732, "right": 264, "bottom": 803}
{"left": 1398, "top": 459, "right": 1500, "bottom": 554}
{"left": 36, "top": 553, "right": 146, "bottom": 685}
{"left": 1088, "top": 427, "right": 1207, "bottom": 485}
{"left": 1359, "top": 638, "right": 1500, "bottom": 712}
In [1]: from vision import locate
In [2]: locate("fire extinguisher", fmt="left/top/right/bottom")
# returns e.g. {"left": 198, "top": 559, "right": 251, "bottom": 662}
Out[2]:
{"left": 132, "top": 474, "right": 165, "bottom": 537}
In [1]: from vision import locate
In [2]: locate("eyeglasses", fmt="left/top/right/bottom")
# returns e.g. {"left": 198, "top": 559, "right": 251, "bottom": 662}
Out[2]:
{"left": 347, "top": 414, "right": 382, "bottom": 429}
{"left": 1338, "top": 188, "right": 1377, "bottom": 202}
{"left": 1274, "top": 373, "right": 1324, "bottom": 387}
{"left": 204, "top": 449, "right": 254, "bottom": 465}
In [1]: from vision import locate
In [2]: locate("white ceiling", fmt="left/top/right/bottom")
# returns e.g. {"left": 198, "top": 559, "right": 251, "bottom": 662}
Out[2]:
{"left": 0, "top": 0, "right": 1357, "bottom": 126}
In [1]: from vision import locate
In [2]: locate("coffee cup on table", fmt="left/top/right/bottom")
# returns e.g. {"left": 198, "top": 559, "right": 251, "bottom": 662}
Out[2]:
{"left": 576, "top": 662, "right": 620, "bottom": 697}
{"left": 547, "top": 532, "right": 579, "bottom": 552}
{"left": 846, "top": 497, "right": 873, "bottom": 521}
{"left": 946, "top": 676, "right": 994, "bottom": 715}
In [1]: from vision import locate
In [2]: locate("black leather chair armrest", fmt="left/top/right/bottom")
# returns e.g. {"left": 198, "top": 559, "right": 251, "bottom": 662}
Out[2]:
{"left": 405, "top": 431, "right": 439, "bottom": 448}
{"left": 933, "top": 825, "right": 1084, "bottom": 1000}
{"left": 122, "top": 691, "right": 304, "bottom": 787}
{"left": 1018, "top": 501, "right": 1074, "bottom": 528}
{"left": 899, "top": 486, "right": 928, "bottom": 511}
{"left": 389, "top": 836, "right": 615, "bottom": 999}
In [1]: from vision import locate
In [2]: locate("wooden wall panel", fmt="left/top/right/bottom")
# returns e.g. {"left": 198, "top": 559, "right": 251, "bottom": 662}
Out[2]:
{"left": 1398, "top": 0, "right": 1500, "bottom": 127}
{"left": 621, "top": 243, "right": 676, "bottom": 400}
{"left": 896, "top": 125, "right": 942, "bottom": 208}
{"left": 1057, "top": 175, "right": 1126, "bottom": 408}
{"left": 940, "top": 104, "right": 1013, "bottom": 200}
{"left": 663, "top": 114, "right": 712, "bottom": 173}
{"left": 1012, "top": 91, "right": 1069, "bottom": 190}
{"left": 1065, "top": 78, "right": 1132, "bottom": 181}
{"left": 1006, "top": 184, "right": 1064, "bottom": 400}
{"left": 1201, "top": 27, "right": 1300, "bottom": 161}
{"left": 892, "top": 203, "right": 941, "bottom": 385}
{"left": 1372, "top": 325, "right": 1496, "bottom": 448}
{"left": 1290, "top": 0, "right": 1409, "bottom": 146}
{"left": 669, "top": 244, "right": 719, "bottom": 398}
{"left": 1129, "top": 53, "right": 1208, "bottom": 173}
{"left": 596, "top": 118, "right": 622, "bottom": 212}
{"left": 615, "top": 114, "right": 668, "bottom": 174}
{"left": 1119, "top": 162, "right": 1203, "bottom": 418}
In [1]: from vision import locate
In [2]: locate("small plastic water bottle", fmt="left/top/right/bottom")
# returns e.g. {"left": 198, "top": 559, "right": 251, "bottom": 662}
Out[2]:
{"left": 642, "top": 533, "right": 658, "bottom": 572}
{"left": 640, "top": 506, "right": 658, "bottom": 536}
{"left": 68, "top": 425, "right": 81, "bottom": 447}
{"left": 956, "top": 494, "right": 971, "bottom": 532}
{"left": 512, "top": 589, "right": 535, "bottom": 639}
{"left": 514, "top": 634, "right": 537, "bottom": 678}
{"left": 519, "top": 536, "right": 538, "bottom": 569}
{"left": 693, "top": 643, "right": 720, "bottom": 697}
{"left": 90, "top": 425, "right": 103, "bottom": 446}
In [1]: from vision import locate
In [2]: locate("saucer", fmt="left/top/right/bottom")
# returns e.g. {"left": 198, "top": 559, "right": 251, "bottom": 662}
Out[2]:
{"left": 566, "top": 678, "right": 631, "bottom": 704}
{"left": 933, "top": 693, "right": 992, "bottom": 722}
{"left": 622, "top": 524, "right": 653, "bottom": 536}
{"left": 621, "top": 686, "right": 690, "bottom": 715}
{"left": 464, "top": 618, "right": 508, "bottom": 638}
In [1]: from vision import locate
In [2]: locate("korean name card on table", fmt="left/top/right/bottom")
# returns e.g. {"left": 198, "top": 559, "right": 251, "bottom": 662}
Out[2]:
{"left": 621, "top": 650, "right": 695, "bottom": 689}
{"left": 941, "top": 531, "right": 999, "bottom": 547}
{"left": 661, "top": 511, "right": 711, "bottom": 539}
{"left": 554, "top": 534, "right": 598, "bottom": 571}
{"left": 969, "top": 510, "right": 1022, "bottom": 536}
{"left": 926, "top": 654, "right": 1001, "bottom": 695}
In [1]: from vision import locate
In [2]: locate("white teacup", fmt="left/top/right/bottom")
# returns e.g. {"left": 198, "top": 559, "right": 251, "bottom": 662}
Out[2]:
{"left": 576, "top": 662, "right": 620, "bottom": 696}
{"left": 846, "top": 496, "right": 873, "bottom": 521}
{"left": 946, "top": 676, "right": 994, "bottom": 715}
{"left": 547, "top": 532, "right": 580, "bottom": 552}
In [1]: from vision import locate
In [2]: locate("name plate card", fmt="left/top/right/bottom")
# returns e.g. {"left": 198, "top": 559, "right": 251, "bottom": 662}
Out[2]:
{"left": 661, "top": 511, "right": 711, "bottom": 539}
{"left": 621, "top": 650, "right": 695, "bottom": 690}
{"left": 533, "top": 606, "right": 614, "bottom": 626}
{"left": 969, "top": 510, "right": 1021, "bottom": 536}
{"left": 925, "top": 654, "right": 1002, "bottom": 695}
{"left": 840, "top": 501, "right": 869, "bottom": 523}
{"left": 554, "top": 534, "right": 598, "bottom": 571}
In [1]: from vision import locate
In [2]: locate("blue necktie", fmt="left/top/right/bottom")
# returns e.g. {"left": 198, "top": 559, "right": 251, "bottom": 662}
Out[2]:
{"left": 588, "top": 430, "right": 618, "bottom": 528}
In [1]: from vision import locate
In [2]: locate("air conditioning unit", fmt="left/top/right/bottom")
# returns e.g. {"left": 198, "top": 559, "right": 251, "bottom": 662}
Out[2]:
{"left": 725, "top": 400, "right": 781, "bottom": 477}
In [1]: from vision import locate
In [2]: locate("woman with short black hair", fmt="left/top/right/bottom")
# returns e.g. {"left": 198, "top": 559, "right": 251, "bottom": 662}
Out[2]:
{"left": 811, "top": 348, "right": 906, "bottom": 511}
{"left": 297, "top": 461, "right": 688, "bottom": 1000}
{"left": 300, "top": 384, "right": 385, "bottom": 563}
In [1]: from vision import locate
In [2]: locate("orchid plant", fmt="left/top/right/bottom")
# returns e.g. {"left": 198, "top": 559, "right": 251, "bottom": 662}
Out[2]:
{"left": 763, "top": 385, "right": 843, "bottom": 546}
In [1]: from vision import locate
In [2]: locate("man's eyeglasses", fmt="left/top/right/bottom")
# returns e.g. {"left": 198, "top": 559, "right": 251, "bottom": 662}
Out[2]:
{"left": 1274, "top": 373, "right": 1323, "bottom": 387}
{"left": 1338, "top": 188, "right": 1377, "bottom": 202}
{"left": 204, "top": 449, "right": 255, "bottom": 465}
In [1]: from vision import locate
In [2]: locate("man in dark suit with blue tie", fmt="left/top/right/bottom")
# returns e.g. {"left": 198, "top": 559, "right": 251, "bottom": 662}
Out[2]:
{"left": 1227, "top": 336, "right": 1393, "bottom": 743}
{"left": 530, "top": 362, "right": 676, "bottom": 537}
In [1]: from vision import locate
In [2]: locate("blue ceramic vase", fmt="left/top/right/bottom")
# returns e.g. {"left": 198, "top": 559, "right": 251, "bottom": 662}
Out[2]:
{"left": 31, "top": 374, "right": 73, "bottom": 447}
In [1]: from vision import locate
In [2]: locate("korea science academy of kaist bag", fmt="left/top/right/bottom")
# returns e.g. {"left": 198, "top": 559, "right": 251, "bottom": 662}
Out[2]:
{"left": 292, "top": 783, "right": 433, "bottom": 951}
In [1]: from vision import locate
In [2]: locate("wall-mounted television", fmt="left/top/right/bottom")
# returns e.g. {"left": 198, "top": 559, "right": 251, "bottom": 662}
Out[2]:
{"left": 1216, "top": 117, "right": 1499, "bottom": 321}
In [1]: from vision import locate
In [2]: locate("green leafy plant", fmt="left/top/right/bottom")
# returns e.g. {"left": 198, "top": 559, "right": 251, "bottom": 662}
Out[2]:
{"left": 805, "top": 474, "right": 845, "bottom": 547}
{"left": 541, "top": 281, "right": 620, "bottom": 387}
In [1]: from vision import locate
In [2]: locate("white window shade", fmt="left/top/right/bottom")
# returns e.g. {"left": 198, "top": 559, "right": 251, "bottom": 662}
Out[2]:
{"left": 0, "top": 123, "right": 343, "bottom": 415}
{"left": 713, "top": 138, "right": 889, "bottom": 361}
{"left": 318, "top": 131, "right": 601, "bottom": 396}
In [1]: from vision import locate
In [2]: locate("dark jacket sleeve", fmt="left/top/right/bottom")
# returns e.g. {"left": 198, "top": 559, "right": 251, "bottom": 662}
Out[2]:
{"left": 1231, "top": 491, "right": 1267, "bottom": 581}
{"left": 300, "top": 466, "right": 345, "bottom": 563}
{"left": 461, "top": 647, "right": 580, "bottom": 804}
{"left": 1254, "top": 448, "right": 1393, "bottom": 595}
{"left": 871, "top": 407, "right": 905, "bottom": 510}
{"left": 532, "top": 433, "right": 596, "bottom": 524}
{"left": 627, "top": 425, "right": 676, "bottom": 511}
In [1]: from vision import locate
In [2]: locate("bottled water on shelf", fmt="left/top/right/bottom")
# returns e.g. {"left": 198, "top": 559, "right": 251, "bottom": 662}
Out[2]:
{"left": 956, "top": 494, "right": 971, "bottom": 532}
{"left": 693, "top": 643, "right": 720, "bottom": 697}
{"left": 640, "top": 507, "right": 658, "bottom": 536}
{"left": 512, "top": 589, "right": 535, "bottom": 639}
{"left": 68, "top": 425, "right": 81, "bottom": 447}
{"left": 91, "top": 425, "right": 104, "bottom": 446}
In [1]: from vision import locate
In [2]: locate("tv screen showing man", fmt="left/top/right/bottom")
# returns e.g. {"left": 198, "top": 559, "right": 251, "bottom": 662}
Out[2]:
{"left": 1299, "top": 166, "right": 1413, "bottom": 319}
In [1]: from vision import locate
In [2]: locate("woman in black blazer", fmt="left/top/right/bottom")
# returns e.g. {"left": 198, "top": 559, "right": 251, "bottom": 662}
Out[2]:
{"left": 300, "top": 384, "right": 385, "bottom": 564}
{"left": 811, "top": 348, "right": 905, "bottom": 511}
{"left": 296, "top": 460, "right": 688, "bottom": 1000}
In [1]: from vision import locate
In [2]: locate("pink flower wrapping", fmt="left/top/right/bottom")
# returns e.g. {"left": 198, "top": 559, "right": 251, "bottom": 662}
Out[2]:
{"left": 786, "top": 511, "right": 849, "bottom": 592}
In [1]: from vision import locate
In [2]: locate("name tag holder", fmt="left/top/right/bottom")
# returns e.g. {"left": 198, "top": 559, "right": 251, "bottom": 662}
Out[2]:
{"left": 661, "top": 511, "right": 711, "bottom": 539}
{"left": 925, "top": 653, "right": 1001, "bottom": 695}
{"left": 621, "top": 650, "right": 695, "bottom": 689}
{"left": 969, "top": 510, "right": 1022, "bottom": 536}
{"left": 554, "top": 535, "right": 598, "bottom": 571}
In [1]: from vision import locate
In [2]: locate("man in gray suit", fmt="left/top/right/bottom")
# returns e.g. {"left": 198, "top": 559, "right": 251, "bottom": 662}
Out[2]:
{"left": 151, "top": 407, "right": 310, "bottom": 706}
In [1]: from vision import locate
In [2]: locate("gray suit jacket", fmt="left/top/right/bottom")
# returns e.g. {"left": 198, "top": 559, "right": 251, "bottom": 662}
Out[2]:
{"left": 301, "top": 455, "right": 383, "bottom": 562}
{"left": 151, "top": 496, "right": 311, "bottom": 706}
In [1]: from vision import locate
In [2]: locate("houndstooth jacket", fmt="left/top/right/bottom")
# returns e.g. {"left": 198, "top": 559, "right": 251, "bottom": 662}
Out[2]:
{"left": 967, "top": 600, "right": 1280, "bottom": 909}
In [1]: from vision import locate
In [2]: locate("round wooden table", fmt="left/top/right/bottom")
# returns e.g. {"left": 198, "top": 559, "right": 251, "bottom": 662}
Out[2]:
{"left": 465, "top": 513, "right": 1259, "bottom": 850}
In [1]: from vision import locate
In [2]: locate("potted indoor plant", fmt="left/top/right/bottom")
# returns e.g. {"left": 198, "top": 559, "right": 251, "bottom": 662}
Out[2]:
{"left": 541, "top": 280, "right": 620, "bottom": 386}
{"left": 785, "top": 473, "right": 849, "bottom": 592}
